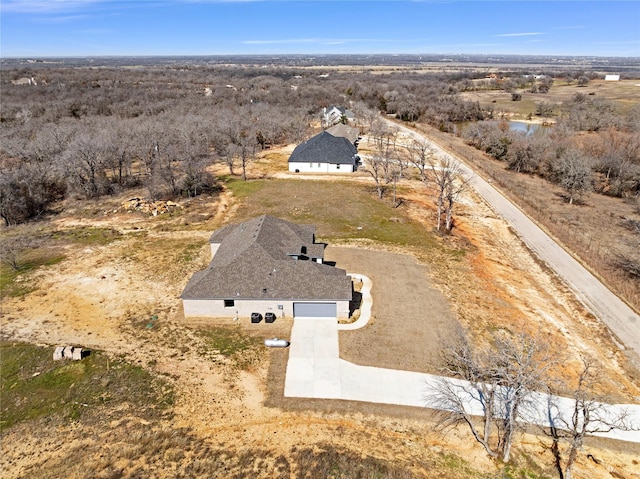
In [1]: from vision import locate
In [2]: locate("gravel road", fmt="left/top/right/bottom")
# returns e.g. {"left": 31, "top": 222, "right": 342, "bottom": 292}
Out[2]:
{"left": 389, "top": 120, "right": 640, "bottom": 362}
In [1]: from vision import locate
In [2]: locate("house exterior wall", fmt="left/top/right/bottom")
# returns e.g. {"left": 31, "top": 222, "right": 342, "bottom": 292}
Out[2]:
{"left": 289, "top": 162, "right": 354, "bottom": 173}
{"left": 182, "top": 298, "right": 350, "bottom": 319}
{"left": 210, "top": 243, "right": 221, "bottom": 259}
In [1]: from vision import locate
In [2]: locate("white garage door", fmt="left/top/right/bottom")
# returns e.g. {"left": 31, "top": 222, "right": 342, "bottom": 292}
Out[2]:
{"left": 293, "top": 302, "right": 337, "bottom": 318}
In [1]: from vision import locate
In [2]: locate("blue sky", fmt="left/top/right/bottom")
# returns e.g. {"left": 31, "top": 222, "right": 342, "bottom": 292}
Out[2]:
{"left": 1, "top": 0, "right": 639, "bottom": 57}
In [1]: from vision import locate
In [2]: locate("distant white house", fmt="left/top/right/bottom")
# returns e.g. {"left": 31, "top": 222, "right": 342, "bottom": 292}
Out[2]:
{"left": 605, "top": 74, "right": 620, "bottom": 81}
{"left": 321, "top": 106, "right": 354, "bottom": 127}
{"left": 12, "top": 77, "right": 37, "bottom": 86}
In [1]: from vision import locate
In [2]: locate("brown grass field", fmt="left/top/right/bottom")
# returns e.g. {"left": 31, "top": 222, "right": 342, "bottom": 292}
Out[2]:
{"left": 459, "top": 79, "right": 640, "bottom": 119}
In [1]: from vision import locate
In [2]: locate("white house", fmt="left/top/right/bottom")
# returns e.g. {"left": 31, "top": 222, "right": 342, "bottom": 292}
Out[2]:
{"left": 322, "top": 106, "right": 354, "bottom": 127}
{"left": 288, "top": 131, "right": 360, "bottom": 173}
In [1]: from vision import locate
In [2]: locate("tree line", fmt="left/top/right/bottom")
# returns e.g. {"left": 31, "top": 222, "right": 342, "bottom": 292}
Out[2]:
{"left": 462, "top": 96, "right": 640, "bottom": 203}
{"left": 0, "top": 64, "right": 481, "bottom": 225}
{"left": 2, "top": 63, "right": 639, "bottom": 227}
{"left": 0, "top": 66, "right": 323, "bottom": 225}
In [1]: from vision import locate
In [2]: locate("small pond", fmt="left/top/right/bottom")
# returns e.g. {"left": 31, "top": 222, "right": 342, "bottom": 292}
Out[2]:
{"left": 508, "top": 120, "right": 549, "bottom": 136}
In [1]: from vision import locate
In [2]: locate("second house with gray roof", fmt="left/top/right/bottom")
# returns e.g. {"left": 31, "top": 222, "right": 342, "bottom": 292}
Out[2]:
{"left": 288, "top": 130, "right": 360, "bottom": 173}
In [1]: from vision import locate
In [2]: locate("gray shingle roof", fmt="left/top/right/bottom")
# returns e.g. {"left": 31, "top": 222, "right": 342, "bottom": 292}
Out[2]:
{"left": 325, "top": 123, "right": 361, "bottom": 144}
{"left": 288, "top": 131, "right": 357, "bottom": 165}
{"left": 182, "top": 215, "right": 352, "bottom": 301}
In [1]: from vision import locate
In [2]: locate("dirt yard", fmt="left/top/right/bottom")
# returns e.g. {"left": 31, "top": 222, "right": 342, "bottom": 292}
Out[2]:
{"left": 326, "top": 247, "right": 459, "bottom": 373}
{"left": 2, "top": 144, "right": 640, "bottom": 478}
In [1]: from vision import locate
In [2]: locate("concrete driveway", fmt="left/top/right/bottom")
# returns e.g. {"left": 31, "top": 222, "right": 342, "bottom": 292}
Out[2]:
{"left": 284, "top": 315, "right": 640, "bottom": 443}
{"left": 284, "top": 273, "right": 640, "bottom": 444}
{"left": 284, "top": 317, "right": 341, "bottom": 398}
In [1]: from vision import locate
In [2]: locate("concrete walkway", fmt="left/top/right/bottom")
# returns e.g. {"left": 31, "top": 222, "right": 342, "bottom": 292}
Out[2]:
{"left": 338, "top": 273, "right": 372, "bottom": 331}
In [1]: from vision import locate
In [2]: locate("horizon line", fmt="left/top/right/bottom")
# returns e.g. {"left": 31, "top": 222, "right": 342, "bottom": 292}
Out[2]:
{"left": 2, "top": 52, "right": 640, "bottom": 59}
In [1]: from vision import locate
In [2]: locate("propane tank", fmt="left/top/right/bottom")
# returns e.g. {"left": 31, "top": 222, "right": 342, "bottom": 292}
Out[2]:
{"left": 264, "top": 337, "right": 290, "bottom": 348}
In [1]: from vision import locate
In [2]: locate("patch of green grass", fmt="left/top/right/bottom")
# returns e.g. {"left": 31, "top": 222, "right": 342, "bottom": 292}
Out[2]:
{"left": 492, "top": 451, "right": 554, "bottom": 479}
{"left": 0, "top": 342, "right": 173, "bottom": 431}
{"left": 195, "top": 326, "right": 263, "bottom": 370}
{"left": 221, "top": 176, "right": 267, "bottom": 200}
{"left": 49, "top": 226, "right": 123, "bottom": 245}
{"left": 497, "top": 464, "right": 553, "bottom": 479}
{"left": 436, "top": 452, "right": 480, "bottom": 477}
{"left": 180, "top": 241, "right": 205, "bottom": 265}
{"left": 448, "top": 248, "right": 468, "bottom": 260}
{"left": 196, "top": 326, "right": 258, "bottom": 357}
{"left": 228, "top": 178, "right": 440, "bottom": 252}
{"left": 0, "top": 252, "right": 65, "bottom": 298}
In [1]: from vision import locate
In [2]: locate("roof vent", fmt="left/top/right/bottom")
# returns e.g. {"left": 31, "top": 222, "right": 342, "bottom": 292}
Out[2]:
{"left": 262, "top": 288, "right": 267, "bottom": 293}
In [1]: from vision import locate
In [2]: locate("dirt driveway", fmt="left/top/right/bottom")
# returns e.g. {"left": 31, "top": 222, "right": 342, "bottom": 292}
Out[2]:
{"left": 326, "top": 246, "right": 459, "bottom": 373}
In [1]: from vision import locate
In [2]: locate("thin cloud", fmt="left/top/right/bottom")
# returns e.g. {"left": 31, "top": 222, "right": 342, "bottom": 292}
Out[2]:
{"left": 1, "top": 0, "right": 102, "bottom": 13}
{"left": 243, "top": 38, "right": 396, "bottom": 45}
{"left": 244, "top": 38, "right": 322, "bottom": 45}
{"left": 494, "top": 32, "right": 544, "bottom": 37}
{"left": 32, "top": 15, "right": 91, "bottom": 23}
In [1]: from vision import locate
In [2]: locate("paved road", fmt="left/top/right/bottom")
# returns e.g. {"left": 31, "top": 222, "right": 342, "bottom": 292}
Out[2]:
{"left": 388, "top": 120, "right": 640, "bottom": 361}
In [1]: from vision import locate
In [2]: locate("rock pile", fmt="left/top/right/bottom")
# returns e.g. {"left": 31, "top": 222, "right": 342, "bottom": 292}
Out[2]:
{"left": 121, "top": 197, "right": 181, "bottom": 216}
{"left": 53, "top": 346, "right": 85, "bottom": 361}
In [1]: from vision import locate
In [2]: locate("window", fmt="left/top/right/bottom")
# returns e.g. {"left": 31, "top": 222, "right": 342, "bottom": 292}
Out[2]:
{"left": 224, "top": 299, "right": 235, "bottom": 307}
{"left": 317, "top": 163, "right": 321, "bottom": 168}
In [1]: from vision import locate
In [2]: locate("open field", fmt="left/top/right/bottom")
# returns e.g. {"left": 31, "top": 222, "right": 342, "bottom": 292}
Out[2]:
{"left": 459, "top": 79, "right": 640, "bottom": 118}
{"left": 2, "top": 146, "right": 640, "bottom": 477}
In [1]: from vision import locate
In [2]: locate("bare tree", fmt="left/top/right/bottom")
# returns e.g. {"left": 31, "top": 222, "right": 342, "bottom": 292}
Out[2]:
{"left": 443, "top": 168, "right": 469, "bottom": 232}
{"left": 551, "top": 149, "right": 593, "bottom": 205}
{"left": 535, "top": 101, "right": 555, "bottom": 119}
{"left": 427, "top": 330, "right": 552, "bottom": 463}
{"left": 210, "top": 117, "right": 235, "bottom": 175}
{"left": 132, "top": 120, "right": 165, "bottom": 200}
{"left": 428, "top": 330, "right": 500, "bottom": 459}
{"left": 406, "top": 138, "right": 436, "bottom": 183}
{"left": 0, "top": 234, "right": 31, "bottom": 271}
{"left": 61, "top": 131, "right": 111, "bottom": 198}
{"left": 181, "top": 157, "right": 214, "bottom": 198}
{"left": 368, "top": 119, "right": 400, "bottom": 183}
{"left": 506, "top": 135, "right": 550, "bottom": 174}
{"left": 351, "top": 101, "right": 379, "bottom": 134}
{"left": 223, "top": 110, "right": 258, "bottom": 181}
{"left": 365, "top": 153, "right": 386, "bottom": 200}
{"left": 429, "top": 156, "right": 469, "bottom": 232}
{"left": 493, "top": 334, "right": 552, "bottom": 463}
{"left": 364, "top": 120, "right": 401, "bottom": 199}
{"left": 545, "top": 356, "right": 637, "bottom": 479}
{"left": 102, "top": 121, "right": 135, "bottom": 188}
